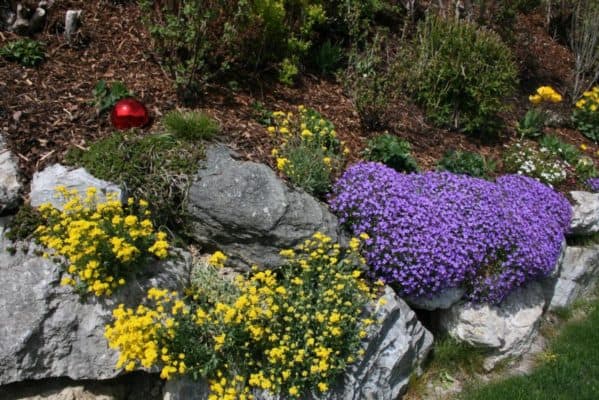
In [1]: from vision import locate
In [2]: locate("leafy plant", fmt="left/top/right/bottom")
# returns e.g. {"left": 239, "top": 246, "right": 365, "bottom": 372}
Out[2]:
{"left": 35, "top": 188, "right": 169, "bottom": 297}
{"left": 311, "top": 40, "right": 344, "bottom": 76}
{"left": 92, "top": 80, "right": 132, "bottom": 114}
{"left": 573, "top": 87, "right": 599, "bottom": 142}
{"left": 539, "top": 135, "right": 580, "bottom": 165}
{"left": 0, "top": 38, "right": 44, "bottom": 67}
{"left": 407, "top": 16, "right": 518, "bottom": 134}
{"left": 5, "top": 204, "right": 43, "bottom": 242}
{"left": 269, "top": 106, "right": 345, "bottom": 196}
{"left": 65, "top": 133, "right": 204, "bottom": 231}
{"left": 363, "top": 134, "right": 418, "bottom": 173}
{"left": 436, "top": 150, "right": 495, "bottom": 179}
{"left": 503, "top": 140, "right": 568, "bottom": 185}
{"left": 251, "top": 101, "right": 274, "bottom": 126}
{"left": 105, "top": 233, "right": 376, "bottom": 398}
{"left": 518, "top": 86, "right": 563, "bottom": 138}
{"left": 163, "top": 110, "right": 220, "bottom": 141}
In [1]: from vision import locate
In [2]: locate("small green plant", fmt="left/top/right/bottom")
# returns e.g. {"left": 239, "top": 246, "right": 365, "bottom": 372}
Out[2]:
{"left": 65, "top": 133, "right": 204, "bottom": 231}
{"left": 433, "top": 336, "right": 486, "bottom": 375}
{"left": 35, "top": 187, "right": 169, "bottom": 297}
{"left": 251, "top": 101, "right": 274, "bottom": 126}
{"left": 269, "top": 106, "right": 346, "bottom": 196}
{"left": 311, "top": 40, "right": 344, "bottom": 76}
{"left": 163, "top": 110, "right": 220, "bottom": 141}
{"left": 407, "top": 16, "right": 517, "bottom": 134}
{"left": 436, "top": 150, "right": 495, "bottom": 179}
{"left": 518, "top": 86, "right": 563, "bottom": 138}
{"left": 503, "top": 140, "right": 568, "bottom": 185}
{"left": 363, "top": 134, "right": 418, "bottom": 173}
{"left": 538, "top": 135, "right": 580, "bottom": 165}
{"left": 5, "top": 204, "right": 43, "bottom": 242}
{"left": 0, "top": 38, "right": 44, "bottom": 67}
{"left": 573, "top": 87, "right": 599, "bottom": 142}
{"left": 92, "top": 80, "right": 132, "bottom": 114}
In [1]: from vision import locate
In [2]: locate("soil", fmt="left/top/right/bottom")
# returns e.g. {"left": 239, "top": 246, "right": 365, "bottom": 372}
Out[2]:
{"left": 1, "top": 0, "right": 598, "bottom": 195}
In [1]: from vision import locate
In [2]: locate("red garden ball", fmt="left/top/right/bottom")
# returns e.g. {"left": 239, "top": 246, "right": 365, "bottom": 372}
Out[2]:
{"left": 110, "top": 98, "right": 150, "bottom": 129}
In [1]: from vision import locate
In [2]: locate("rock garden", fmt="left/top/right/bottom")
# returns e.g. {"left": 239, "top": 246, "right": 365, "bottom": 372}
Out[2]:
{"left": 1, "top": 1, "right": 599, "bottom": 400}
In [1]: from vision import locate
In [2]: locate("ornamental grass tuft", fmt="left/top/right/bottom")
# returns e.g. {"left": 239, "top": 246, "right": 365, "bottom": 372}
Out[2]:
{"left": 330, "top": 163, "right": 571, "bottom": 304}
{"left": 35, "top": 187, "right": 169, "bottom": 297}
{"left": 105, "top": 232, "right": 378, "bottom": 399}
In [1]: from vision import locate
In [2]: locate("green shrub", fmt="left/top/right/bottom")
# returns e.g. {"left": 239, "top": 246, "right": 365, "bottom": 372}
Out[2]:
{"left": 0, "top": 38, "right": 44, "bottom": 67}
{"left": 343, "top": 32, "right": 400, "bottom": 130}
{"left": 310, "top": 40, "right": 344, "bottom": 76}
{"left": 503, "top": 140, "right": 568, "bottom": 185}
{"left": 163, "top": 110, "right": 220, "bottom": 141}
{"left": 65, "top": 132, "right": 203, "bottom": 231}
{"left": 436, "top": 150, "right": 495, "bottom": 179}
{"left": 363, "top": 134, "right": 418, "bottom": 173}
{"left": 538, "top": 135, "right": 580, "bottom": 165}
{"left": 92, "top": 80, "right": 132, "bottom": 114}
{"left": 407, "top": 16, "right": 517, "bottom": 134}
{"left": 251, "top": 101, "right": 274, "bottom": 126}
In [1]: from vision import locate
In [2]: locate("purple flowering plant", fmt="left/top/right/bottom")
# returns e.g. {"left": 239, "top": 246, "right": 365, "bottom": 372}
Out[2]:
{"left": 329, "top": 162, "right": 572, "bottom": 304}
{"left": 586, "top": 177, "right": 599, "bottom": 192}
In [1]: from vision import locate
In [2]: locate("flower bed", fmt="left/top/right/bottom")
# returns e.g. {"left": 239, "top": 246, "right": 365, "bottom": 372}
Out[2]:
{"left": 330, "top": 162, "right": 571, "bottom": 304}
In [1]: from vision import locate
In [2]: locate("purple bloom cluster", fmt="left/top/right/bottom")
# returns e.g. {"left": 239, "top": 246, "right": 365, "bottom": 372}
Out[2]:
{"left": 586, "top": 177, "right": 599, "bottom": 193}
{"left": 330, "top": 162, "right": 572, "bottom": 304}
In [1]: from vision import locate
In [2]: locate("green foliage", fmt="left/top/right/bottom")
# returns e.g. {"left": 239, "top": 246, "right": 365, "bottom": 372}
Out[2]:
{"left": 0, "top": 38, "right": 44, "bottom": 67}
{"left": 343, "top": 32, "right": 399, "bottom": 130}
{"left": 503, "top": 140, "right": 568, "bottom": 185}
{"left": 363, "top": 134, "right": 418, "bottom": 173}
{"left": 538, "top": 135, "right": 580, "bottom": 165}
{"left": 92, "top": 80, "right": 132, "bottom": 114}
{"left": 461, "top": 300, "right": 599, "bottom": 400}
{"left": 433, "top": 336, "right": 486, "bottom": 376}
{"left": 251, "top": 101, "right": 274, "bottom": 126}
{"left": 573, "top": 88, "right": 599, "bottom": 142}
{"left": 310, "top": 40, "right": 344, "bottom": 76}
{"left": 163, "top": 110, "right": 220, "bottom": 141}
{"left": 407, "top": 16, "right": 518, "bottom": 134}
{"left": 5, "top": 205, "right": 43, "bottom": 242}
{"left": 278, "top": 57, "right": 300, "bottom": 86}
{"left": 270, "top": 106, "right": 344, "bottom": 197}
{"left": 437, "top": 150, "right": 495, "bottom": 179}
{"left": 517, "top": 109, "right": 547, "bottom": 138}
{"left": 65, "top": 132, "right": 204, "bottom": 231}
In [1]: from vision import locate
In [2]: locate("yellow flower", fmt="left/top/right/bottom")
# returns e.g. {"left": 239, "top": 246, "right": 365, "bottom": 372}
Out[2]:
{"left": 276, "top": 157, "right": 289, "bottom": 171}
{"left": 581, "top": 144, "right": 588, "bottom": 151}
{"left": 209, "top": 251, "right": 228, "bottom": 268}
{"left": 267, "top": 126, "right": 276, "bottom": 134}
{"left": 529, "top": 94, "right": 542, "bottom": 105}
{"left": 317, "top": 382, "right": 329, "bottom": 392}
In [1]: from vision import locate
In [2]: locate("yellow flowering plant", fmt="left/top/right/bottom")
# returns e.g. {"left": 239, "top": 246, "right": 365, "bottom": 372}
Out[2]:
{"left": 35, "top": 187, "right": 169, "bottom": 297}
{"left": 105, "top": 232, "right": 378, "bottom": 399}
{"left": 518, "top": 86, "right": 563, "bottom": 138}
{"left": 268, "top": 106, "right": 348, "bottom": 196}
{"left": 573, "top": 87, "right": 599, "bottom": 142}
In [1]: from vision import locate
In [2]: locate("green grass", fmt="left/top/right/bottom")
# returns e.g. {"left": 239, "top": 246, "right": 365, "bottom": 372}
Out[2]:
{"left": 163, "top": 110, "right": 220, "bottom": 141}
{"left": 461, "top": 300, "right": 599, "bottom": 400}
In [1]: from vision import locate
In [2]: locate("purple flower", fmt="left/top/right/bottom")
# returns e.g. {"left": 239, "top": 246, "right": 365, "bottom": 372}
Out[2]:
{"left": 586, "top": 177, "right": 599, "bottom": 192}
{"left": 329, "top": 162, "right": 571, "bottom": 304}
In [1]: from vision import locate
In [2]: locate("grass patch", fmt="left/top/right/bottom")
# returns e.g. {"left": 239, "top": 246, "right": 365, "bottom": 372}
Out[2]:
{"left": 163, "top": 110, "right": 220, "bottom": 141}
{"left": 65, "top": 132, "right": 204, "bottom": 233}
{"left": 461, "top": 300, "right": 599, "bottom": 400}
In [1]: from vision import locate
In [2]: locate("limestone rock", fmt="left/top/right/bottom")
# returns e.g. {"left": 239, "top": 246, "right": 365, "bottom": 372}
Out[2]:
{"left": 0, "top": 237, "right": 191, "bottom": 385}
{"left": 30, "top": 164, "right": 123, "bottom": 210}
{"left": 0, "top": 134, "right": 22, "bottom": 213}
{"left": 186, "top": 145, "right": 342, "bottom": 269}
{"left": 569, "top": 191, "right": 599, "bottom": 235}
{"left": 439, "top": 282, "right": 546, "bottom": 370}
{"left": 545, "top": 245, "right": 599, "bottom": 310}
{"left": 162, "top": 287, "right": 433, "bottom": 400}
{"left": 406, "top": 287, "right": 466, "bottom": 311}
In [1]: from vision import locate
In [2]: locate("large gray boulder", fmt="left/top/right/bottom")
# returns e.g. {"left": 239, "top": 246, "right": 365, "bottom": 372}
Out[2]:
{"left": 0, "top": 237, "right": 192, "bottom": 385}
{"left": 544, "top": 245, "right": 599, "bottom": 310}
{"left": 0, "top": 134, "right": 22, "bottom": 213}
{"left": 163, "top": 286, "right": 434, "bottom": 400}
{"left": 569, "top": 191, "right": 599, "bottom": 235}
{"left": 30, "top": 164, "right": 123, "bottom": 210}
{"left": 186, "top": 145, "right": 342, "bottom": 269}
{"left": 439, "top": 282, "right": 546, "bottom": 370}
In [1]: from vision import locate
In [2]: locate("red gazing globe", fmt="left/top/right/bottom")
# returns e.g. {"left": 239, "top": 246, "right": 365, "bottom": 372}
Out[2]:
{"left": 110, "top": 98, "right": 150, "bottom": 130}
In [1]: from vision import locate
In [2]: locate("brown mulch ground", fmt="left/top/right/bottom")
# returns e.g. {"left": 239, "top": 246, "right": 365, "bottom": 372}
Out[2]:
{"left": 1, "top": 1, "right": 598, "bottom": 196}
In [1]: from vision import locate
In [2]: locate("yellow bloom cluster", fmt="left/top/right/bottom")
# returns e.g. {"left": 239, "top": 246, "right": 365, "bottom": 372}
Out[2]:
{"left": 529, "top": 86, "right": 562, "bottom": 104}
{"left": 35, "top": 187, "right": 169, "bottom": 297}
{"left": 105, "top": 232, "right": 378, "bottom": 399}
{"left": 208, "top": 251, "right": 228, "bottom": 268}
{"left": 576, "top": 87, "right": 599, "bottom": 111}
{"left": 267, "top": 106, "right": 348, "bottom": 194}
